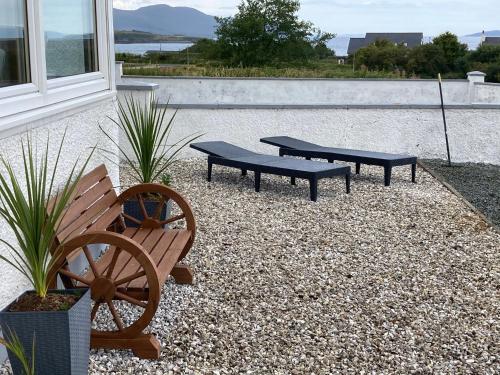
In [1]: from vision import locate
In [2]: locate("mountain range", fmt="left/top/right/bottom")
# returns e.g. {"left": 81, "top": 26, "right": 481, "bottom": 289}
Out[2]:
{"left": 113, "top": 4, "right": 217, "bottom": 39}
{"left": 466, "top": 30, "right": 500, "bottom": 37}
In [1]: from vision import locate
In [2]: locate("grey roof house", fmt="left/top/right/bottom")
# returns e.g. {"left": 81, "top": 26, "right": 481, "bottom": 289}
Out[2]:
{"left": 347, "top": 33, "right": 424, "bottom": 55}
{"left": 483, "top": 37, "right": 500, "bottom": 46}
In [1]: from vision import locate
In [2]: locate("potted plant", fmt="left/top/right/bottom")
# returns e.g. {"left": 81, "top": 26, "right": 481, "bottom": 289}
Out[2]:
{"left": 100, "top": 94, "right": 201, "bottom": 226}
{"left": 0, "top": 134, "right": 93, "bottom": 375}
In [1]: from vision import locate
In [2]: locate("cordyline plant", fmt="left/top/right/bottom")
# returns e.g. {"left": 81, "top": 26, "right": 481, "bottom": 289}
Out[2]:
{"left": 100, "top": 94, "right": 202, "bottom": 184}
{"left": 0, "top": 133, "right": 93, "bottom": 298}
{"left": 0, "top": 328, "right": 35, "bottom": 375}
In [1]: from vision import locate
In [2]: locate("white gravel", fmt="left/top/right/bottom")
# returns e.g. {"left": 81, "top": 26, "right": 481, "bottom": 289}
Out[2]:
{"left": 2, "top": 159, "right": 499, "bottom": 374}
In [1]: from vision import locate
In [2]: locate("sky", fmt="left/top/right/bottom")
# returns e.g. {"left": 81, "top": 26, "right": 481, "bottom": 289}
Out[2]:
{"left": 112, "top": 0, "right": 499, "bottom": 36}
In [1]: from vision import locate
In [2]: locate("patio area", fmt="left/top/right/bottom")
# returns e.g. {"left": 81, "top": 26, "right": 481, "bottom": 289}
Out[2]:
{"left": 78, "top": 159, "right": 500, "bottom": 374}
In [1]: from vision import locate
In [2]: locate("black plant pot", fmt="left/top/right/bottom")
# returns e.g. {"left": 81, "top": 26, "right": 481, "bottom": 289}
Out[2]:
{"left": 0, "top": 289, "right": 91, "bottom": 375}
{"left": 124, "top": 198, "right": 172, "bottom": 228}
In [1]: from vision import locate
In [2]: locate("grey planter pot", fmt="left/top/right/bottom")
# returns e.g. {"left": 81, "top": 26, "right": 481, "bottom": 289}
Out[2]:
{"left": 0, "top": 289, "right": 91, "bottom": 375}
{"left": 124, "top": 198, "right": 172, "bottom": 228}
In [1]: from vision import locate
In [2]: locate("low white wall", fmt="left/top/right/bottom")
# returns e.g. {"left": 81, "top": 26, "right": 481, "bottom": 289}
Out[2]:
{"left": 122, "top": 75, "right": 500, "bottom": 107}
{"left": 0, "top": 99, "right": 119, "bottom": 312}
{"left": 158, "top": 107, "right": 500, "bottom": 165}
{"left": 117, "top": 74, "right": 500, "bottom": 165}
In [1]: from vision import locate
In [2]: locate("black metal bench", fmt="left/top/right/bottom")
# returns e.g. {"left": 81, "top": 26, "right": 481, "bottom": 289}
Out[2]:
{"left": 190, "top": 141, "right": 351, "bottom": 201}
{"left": 261, "top": 136, "right": 418, "bottom": 186}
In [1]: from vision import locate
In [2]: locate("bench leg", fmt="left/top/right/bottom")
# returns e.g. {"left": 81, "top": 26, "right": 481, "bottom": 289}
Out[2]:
{"left": 328, "top": 158, "right": 334, "bottom": 163}
{"left": 306, "top": 157, "right": 311, "bottom": 161}
{"left": 309, "top": 177, "right": 318, "bottom": 201}
{"left": 356, "top": 163, "right": 361, "bottom": 175}
{"left": 346, "top": 173, "right": 351, "bottom": 194}
{"left": 255, "top": 171, "right": 261, "bottom": 192}
{"left": 91, "top": 334, "right": 160, "bottom": 360}
{"left": 241, "top": 169, "right": 248, "bottom": 176}
{"left": 412, "top": 163, "right": 417, "bottom": 183}
{"left": 291, "top": 177, "right": 296, "bottom": 185}
{"left": 384, "top": 165, "right": 392, "bottom": 186}
{"left": 171, "top": 264, "right": 194, "bottom": 285}
{"left": 279, "top": 149, "right": 285, "bottom": 157}
{"left": 207, "top": 161, "right": 213, "bottom": 182}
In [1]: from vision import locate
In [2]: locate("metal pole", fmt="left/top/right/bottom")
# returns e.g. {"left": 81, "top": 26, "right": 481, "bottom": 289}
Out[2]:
{"left": 438, "top": 73, "right": 452, "bottom": 166}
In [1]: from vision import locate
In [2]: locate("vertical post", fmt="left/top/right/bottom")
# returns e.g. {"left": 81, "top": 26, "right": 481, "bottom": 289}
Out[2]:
{"left": 207, "top": 161, "right": 213, "bottom": 182}
{"left": 438, "top": 73, "right": 452, "bottom": 167}
{"left": 254, "top": 172, "right": 261, "bottom": 192}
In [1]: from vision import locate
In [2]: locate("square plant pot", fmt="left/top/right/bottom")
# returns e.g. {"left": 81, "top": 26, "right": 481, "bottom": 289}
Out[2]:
{"left": 124, "top": 198, "right": 172, "bottom": 228}
{"left": 0, "top": 289, "right": 91, "bottom": 375}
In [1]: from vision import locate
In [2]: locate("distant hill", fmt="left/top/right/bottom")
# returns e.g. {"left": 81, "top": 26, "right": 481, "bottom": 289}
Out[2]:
{"left": 466, "top": 30, "right": 500, "bottom": 37}
{"left": 113, "top": 4, "right": 217, "bottom": 39}
{"left": 115, "top": 30, "right": 203, "bottom": 44}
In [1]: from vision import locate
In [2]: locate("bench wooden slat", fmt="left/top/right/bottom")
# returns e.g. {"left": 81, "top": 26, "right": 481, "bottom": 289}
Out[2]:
{"left": 74, "top": 164, "right": 108, "bottom": 196}
{"left": 60, "top": 177, "right": 115, "bottom": 230}
{"left": 58, "top": 189, "right": 117, "bottom": 242}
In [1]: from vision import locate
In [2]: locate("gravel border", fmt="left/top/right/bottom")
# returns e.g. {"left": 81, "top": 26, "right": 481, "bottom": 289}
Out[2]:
{"left": 421, "top": 160, "right": 500, "bottom": 229}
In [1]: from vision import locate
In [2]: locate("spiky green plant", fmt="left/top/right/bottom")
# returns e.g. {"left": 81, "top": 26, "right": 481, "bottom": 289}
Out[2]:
{"left": 0, "top": 328, "right": 35, "bottom": 375}
{"left": 100, "top": 94, "right": 202, "bottom": 184}
{"left": 0, "top": 133, "right": 94, "bottom": 298}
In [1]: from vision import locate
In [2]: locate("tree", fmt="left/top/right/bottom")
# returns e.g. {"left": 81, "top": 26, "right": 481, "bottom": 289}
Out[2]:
{"left": 432, "top": 32, "right": 468, "bottom": 70}
{"left": 407, "top": 44, "right": 448, "bottom": 77}
{"left": 212, "top": 0, "right": 334, "bottom": 66}
{"left": 354, "top": 39, "right": 409, "bottom": 72}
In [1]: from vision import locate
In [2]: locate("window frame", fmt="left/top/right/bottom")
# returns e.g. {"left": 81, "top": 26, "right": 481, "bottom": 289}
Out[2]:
{"left": 0, "top": 0, "right": 114, "bottom": 121}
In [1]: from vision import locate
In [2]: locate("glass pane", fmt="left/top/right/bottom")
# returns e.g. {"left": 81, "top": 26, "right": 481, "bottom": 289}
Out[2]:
{"left": 0, "top": 0, "right": 30, "bottom": 88}
{"left": 43, "top": 0, "right": 98, "bottom": 79}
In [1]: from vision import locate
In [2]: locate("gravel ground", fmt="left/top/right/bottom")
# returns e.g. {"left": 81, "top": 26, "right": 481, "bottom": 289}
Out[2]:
{"left": 422, "top": 160, "right": 500, "bottom": 228}
{"left": 2, "top": 159, "right": 499, "bottom": 374}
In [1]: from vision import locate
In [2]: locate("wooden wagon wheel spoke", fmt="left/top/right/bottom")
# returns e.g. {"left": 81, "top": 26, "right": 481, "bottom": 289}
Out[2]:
{"left": 115, "top": 291, "right": 147, "bottom": 308}
{"left": 91, "top": 302, "right": 101, "bottom": 321}
{"left": 122, "top": 213, "right": 142, "bottom": 226}
{"left": 106, "top": 248, "right": 122, "bottom": 278}
{"left": 153, "top": 197, "right": 167, "bottom": 219}
{"left": 114, "top": 270, "right": 146, "bottom": 287}
{"left": 58, "top": 269, "right": 91, "bottom": 286}
{"left": 137, "top": 194, "right": 149, "bottom": 219}
{"left": 83, "top": 245, "right": 100, "bottom": 277}
{"left": 160, "top": 213, "right": 185, "bottom": 225}
{"left": 107, "top": 301, "right": 124, "bottom": 331}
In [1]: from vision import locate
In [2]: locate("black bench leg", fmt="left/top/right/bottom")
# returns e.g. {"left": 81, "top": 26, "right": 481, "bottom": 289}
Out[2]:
{"left": 384, "top": 166, "right": 392, "bottom": 186}
{"left": 411, "top": 163, "right": 417, "bottom": 183}
{"left": 346, "top": 173, "right": 351, "bottom": 194}
{"left": 241, "top": 169, "right": 248, "bottom": 176}
{"left": 356, "top": 163, "right": 361, "bottom": 175}
{"left": 309, "top": 177, "right": 318, "bottom": 202}
{"left": 207, "top": 161, "right": 213, "bottom": 182}
{"left": 255, "top": 171, "right": 261, "bottom": 192}
{"left": 306, "top": 157, "right": 311, "bottom": 161}
{"left": 279, "top": 149, "right": 285, "bottom": 157}
{"left": 291, "top": 177, "right": 296, "bottom": 185}
{"left": 328, "top": 158, "right": 334, "bottom": 163}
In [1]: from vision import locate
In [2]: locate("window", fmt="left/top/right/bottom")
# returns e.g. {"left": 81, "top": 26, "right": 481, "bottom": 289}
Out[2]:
{"left": 0, "top": 0, "right": 30, "bottom": 88}
{"left": 43, "top": 0, "right": 98, "bottom": 79}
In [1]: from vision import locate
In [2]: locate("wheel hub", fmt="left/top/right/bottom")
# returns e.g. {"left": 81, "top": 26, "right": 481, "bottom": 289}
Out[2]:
{"left": 91, "top": 277, "right": 116, "bottom": 302}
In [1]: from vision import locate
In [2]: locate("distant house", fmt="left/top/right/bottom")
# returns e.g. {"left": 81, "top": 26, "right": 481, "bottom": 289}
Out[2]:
{"left": 347, "top": 33, "right": 424, "bottom": 55}
{"left": 483, "top": 37, "right": 500, "bottom": 46}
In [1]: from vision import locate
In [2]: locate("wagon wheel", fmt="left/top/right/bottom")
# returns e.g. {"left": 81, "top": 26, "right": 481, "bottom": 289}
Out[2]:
{"left": 48, "top": 232, "right": 161, "bottom": 339}
{"left": 118, "top": 183, "right": 196, "bottom": 262}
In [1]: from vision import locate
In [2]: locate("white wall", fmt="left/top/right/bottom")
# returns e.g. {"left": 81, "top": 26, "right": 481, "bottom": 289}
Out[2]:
{"left": 121, "top": 75, "right": 500, "bottom": 107}
{"left": 0, "top": 99, "right": 119, "bottom": 311}
{"left": 117, "top": 75, "right": 500, "bottom": 165}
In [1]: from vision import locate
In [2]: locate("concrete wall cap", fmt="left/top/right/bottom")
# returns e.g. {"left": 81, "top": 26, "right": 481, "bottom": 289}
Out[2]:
{"left": 467, "top": 71, "right": 486, "bottom": 76}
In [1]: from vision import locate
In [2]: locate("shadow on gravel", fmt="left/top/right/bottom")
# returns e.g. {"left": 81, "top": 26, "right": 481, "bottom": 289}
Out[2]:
{"left": 422, "top": 159, "right": 500, "bottom": 228}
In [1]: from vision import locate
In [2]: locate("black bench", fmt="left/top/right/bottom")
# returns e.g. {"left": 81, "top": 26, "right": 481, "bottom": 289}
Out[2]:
{"left": 190, "top": 141, "right": 351, "bottom": 201}
{"left": 261, "top": 136, "right": 417, "bottom": 186}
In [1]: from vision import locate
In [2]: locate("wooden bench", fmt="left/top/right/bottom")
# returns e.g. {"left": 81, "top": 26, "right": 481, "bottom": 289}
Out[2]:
{"left": 47, "top": 165, "right": 196, "bottom": 359}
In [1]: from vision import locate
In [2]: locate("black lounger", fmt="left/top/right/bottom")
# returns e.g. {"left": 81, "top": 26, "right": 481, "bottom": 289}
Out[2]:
{"left": 190, "top": 141, "right": 351, "bottom": 201}
{"left": 261, "top": 136, "right": 417, "bottom": 186}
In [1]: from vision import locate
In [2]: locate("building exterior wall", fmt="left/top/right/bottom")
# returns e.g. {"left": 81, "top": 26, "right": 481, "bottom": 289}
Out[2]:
{"left": 0, "top": 97, "right": 119, "bottom": 324}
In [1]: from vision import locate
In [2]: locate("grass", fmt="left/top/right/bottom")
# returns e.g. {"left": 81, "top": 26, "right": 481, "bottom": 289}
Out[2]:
{"left": 123, "top": 60, "right": 410, "bottom": 79}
